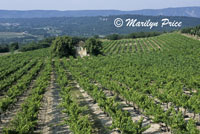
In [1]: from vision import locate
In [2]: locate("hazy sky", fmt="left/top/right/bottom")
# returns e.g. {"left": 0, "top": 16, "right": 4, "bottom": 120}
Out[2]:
{"left": 0, "top": 0, "right": 200, "bottom": 10}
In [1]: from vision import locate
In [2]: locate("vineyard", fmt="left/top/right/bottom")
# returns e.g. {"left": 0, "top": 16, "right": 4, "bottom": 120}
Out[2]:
{"left": 0, "top": 33, "right": 200, "bottom": 134}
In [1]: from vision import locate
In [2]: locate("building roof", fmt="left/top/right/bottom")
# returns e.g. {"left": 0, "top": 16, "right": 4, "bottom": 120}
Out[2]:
{"left": 75, "top": 41, "right": 85, "bottom": 47}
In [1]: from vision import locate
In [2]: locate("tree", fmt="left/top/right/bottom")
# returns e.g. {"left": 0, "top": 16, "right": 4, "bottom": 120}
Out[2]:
{"left": 19, "top": 42, "right": 37, "bottom": 52}
{"left": 93, "top": 35, "right": 99, "bottom": 39}
{"left": 71, "top": 37, "right": 87, "bottom": 46}
{"left": 10, "top": 42, "right": 19, "bottom": 50}
{"left": 0, "top": 45, "right": 9, "bottom": 53}
{"left": 106, "top": 34, "right": 121, "bottom": 40}
{"left": 84, "top": 38, "right": 102, "bottom": 56}
{"left": 51, "top": 36, "right": 75, "bottom": 58}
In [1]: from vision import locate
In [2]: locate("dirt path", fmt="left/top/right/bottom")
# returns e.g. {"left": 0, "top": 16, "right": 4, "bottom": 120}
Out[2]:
{"left": 134, "top": 43, "right": 138, "bottom": 52}
{"left": 146, "top": 39, "right": 156, "bottom": 50}
{"left": 155, "top": 38, "right": 171, "bottom": 50}
{"left": 102, "top": 90, "right": 170, "bottom": 134}
{"left": 108, "top": 80, "right": 200, "bottom": 131}
{"left": 141, "top": 39, "right": 150, "bottom": 51}
{"left": 150, "top": 40, "right": 162, "bottom": 50}
{"left": 182, "top": 33, "right": 200, "bottom": 41}
{"left": 138, "top": 40, "right": 145, "bottom": 52}
{"left": 114, "top": 80, "right": 200, "bottom": 128}
{"left": 147, "top": 94, "right": 200, "bottom": 130}
{"left": 35, "top": 71, "right": 70, "bottom": 134}
{"left": 64, "top": 71, "right": 169, "bottom": 134}
{"left": 74, "top": 76, "right": 169, "bottom": 134}
{"left": 75, "top": 83, "right": 119, "bottom": 134}
{"left": 0, "top": 79, "right": 35, "bottom": 133}
{"left": 151, "top": 39, "right": 167, "bottom": 50}
{"left": 63, "top": 69, "right": 119, "bottom": 134}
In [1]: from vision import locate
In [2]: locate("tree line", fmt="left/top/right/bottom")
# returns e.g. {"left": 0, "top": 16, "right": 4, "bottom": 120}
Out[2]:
{"left": 51, "top": 36, "right": 102, "bottom": 58}
{"left": 0, "top": 42, "right": 19, "bottom": 53}
{"left": 105, "top": 31, "right": 165, "bottom": 40}
{"left": 181, "top": 25, "right": 200, "bottom": 37}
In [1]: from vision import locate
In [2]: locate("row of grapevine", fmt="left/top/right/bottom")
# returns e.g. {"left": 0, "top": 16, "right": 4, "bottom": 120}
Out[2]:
{"left": 101, "top": 36, "right": 169, "bottom": 55}
{"left": 62, "top": 59, "right": 150, "bottom": 134}
{"left": 0, "top": 60, "right": 43, "bottom": 122}
{"left": 54, "top": 59, "right": 94, "bottom": 134}
{"left": 64, "top": 57, "right": 199, "bottom": 134}
{"left": 0, "top": 58, "right": 29, "bottom": 80}
{"left": 0, "top": 59, "right": 38, "bottom": 93}
{"left": 3, "top": 58, "right": 52, "bottom": 134}
{"left": 62, "top": 33, "right": 200, "bottom": 133}
{"left": 0, "top": 54, "right": 30, "bottom": 73}
{"left": 0, "top": 48, "right": 49, "bottom": 73}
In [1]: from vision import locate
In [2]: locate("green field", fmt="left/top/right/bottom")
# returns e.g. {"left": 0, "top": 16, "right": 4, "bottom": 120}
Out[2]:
{"left": 0, "top": 32, "right": 44, "bottom": 44}
{"left": 0, "top": 33, "right": 200, "bottom": 134}
{"left": 0, "top": 32, "right": 28, "bottom": 39}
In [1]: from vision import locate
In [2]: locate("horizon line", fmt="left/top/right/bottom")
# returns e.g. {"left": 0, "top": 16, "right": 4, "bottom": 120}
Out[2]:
{"left": 0, "top": 6, "right": 200, "bottom": 12}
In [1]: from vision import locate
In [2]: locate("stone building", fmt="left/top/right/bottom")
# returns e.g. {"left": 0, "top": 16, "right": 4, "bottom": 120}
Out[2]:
{"left": 75, "top": 41, "right": 88, "bottom": 57}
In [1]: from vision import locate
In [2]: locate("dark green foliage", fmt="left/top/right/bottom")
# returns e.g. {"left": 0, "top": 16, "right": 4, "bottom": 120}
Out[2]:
{"left": 19, "top": 42, "right": 45, "bottom": 52}
{"left": 126, "top": 31, "right": 162, "bottom": 39}
{"left": 0, "top": 45, "right": 9, "bottom": 53}
{"left": 19, "top": 37, "right": 54, "bottom": 52}
{"left": 106, "top": 34, "right": 122, "bottom": 40}
{"left": 10, "top": 42, "right": 19, "bottom": 50}
{"left": 64, "top": 33, "right": 200, "bottom": 134}
{"left": 72, "top": 36, "right": 87, "bottom": 45}
{"left": 181, "top": 25, "right": 200, "bottom": 36}
{"left": 85, "top": 38, "right": 102, "bottom": 56}
{"left": 106, "top": 31, "right": 163, "bottom": 40}
{"left": 0, "top": 15, "right": 200, "bottom": 44}
{"left": 9, "top": 42, "right": 19, "bottom": 53}
{"left": 51, "top": 36, "right": 75, "bottom": 58}
{"left": 93, "top": 35, "right": 99, "bottom": 39}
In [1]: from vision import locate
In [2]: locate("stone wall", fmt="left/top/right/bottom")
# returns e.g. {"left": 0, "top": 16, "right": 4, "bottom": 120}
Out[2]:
{"left": 76, "top": 46, "right": 87, "bottom": 57}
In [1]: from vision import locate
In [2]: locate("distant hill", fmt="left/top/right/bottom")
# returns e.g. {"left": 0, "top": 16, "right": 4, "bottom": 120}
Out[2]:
{"left": 0, "top": 14, "right": 199, "bottom": 40}
{"left": 130, "top": 7, "right": 200, "bottom": 18}
{"left": 0, "top": 7, "right": 200, "bottom": 18}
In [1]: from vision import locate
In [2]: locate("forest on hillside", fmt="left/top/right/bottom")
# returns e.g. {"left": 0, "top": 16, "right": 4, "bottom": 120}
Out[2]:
{"left": 0, "top": 15, "right": 200, "bottom": 44}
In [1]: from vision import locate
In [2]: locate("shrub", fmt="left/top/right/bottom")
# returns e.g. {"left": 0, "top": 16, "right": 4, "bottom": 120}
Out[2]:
{"left": 51, "top": 36, "right": 75, "bottom": 58}
{"left": 84, "top": 38, "right": 102, "bottom": 56}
